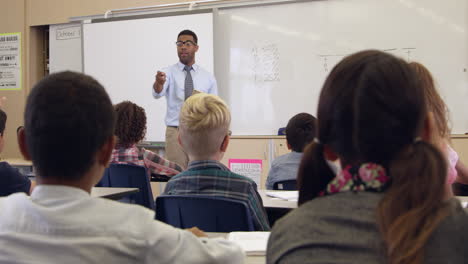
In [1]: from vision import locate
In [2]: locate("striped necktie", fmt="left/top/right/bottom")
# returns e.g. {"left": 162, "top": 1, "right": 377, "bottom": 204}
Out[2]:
{"left": 184, "top": 65, "right": 194, "bottom": 100}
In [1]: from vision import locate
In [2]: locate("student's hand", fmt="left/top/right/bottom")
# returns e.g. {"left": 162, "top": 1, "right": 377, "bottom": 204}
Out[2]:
{"left": 186, "top": 227, "right": 207, "bottom": 237}
{"left": 155, "top": 71, "right": 166, "bottom": 86}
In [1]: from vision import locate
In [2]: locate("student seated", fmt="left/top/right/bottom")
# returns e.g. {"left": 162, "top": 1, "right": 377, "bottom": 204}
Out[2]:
{"left": 409, "top": 62, "right": 468, "bottom": 196}
{"left": 112, "top": 101, "right": 182, "bottom": 178}
{"left": 0, "top": 72, "right": 243, "bottom": 263}
{"left": 163, "top": 93, "right": 270, "bottom": 231}
{"left": 265, "top": 113, "right": 316, "bottom": 189}
{"left": 0, "top": 109, "right": 32, "bottom": 196}
{"left": 267, "top": 50, "right": 468, "bottom": 264}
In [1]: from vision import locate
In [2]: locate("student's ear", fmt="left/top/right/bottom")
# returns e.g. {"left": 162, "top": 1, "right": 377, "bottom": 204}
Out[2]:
{"left": 0, "top": 132, "right": 5, "bottom": 154}
{"left": 323, "top": 144, "right": 339, "bottom": 162}
{"left": 220, "top": 135, "right": 230, "bottom": 152}
{"left": 177, "top": 133, "right": 183, "bottom": 148}
{"left": 422, "top": 112, "right": 436, "bottom": 143}
{"left": 17, "top": 128, "right": 32, "bottom": 161}
{"left": 287, "top": 143, "right": 292, "bottom": 150}
{"left": 194, "top": 45, "right": 199, "bottom": 53}
{"left": 98, "top": 135, "right": 116, "bottom": 166}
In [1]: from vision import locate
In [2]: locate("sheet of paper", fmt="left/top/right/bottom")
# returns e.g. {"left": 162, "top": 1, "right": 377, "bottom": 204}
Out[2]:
{"left": 229, "top": 159, "right": 262, "bottom": 187}
{"left": 228, "top": 231, "right": 270, "bottom": 256}
{"left": 265, "top": 191, "right": 298, "bottom": 201}
{"left": 0, "top": 32, "right": 21, "bottom": 90}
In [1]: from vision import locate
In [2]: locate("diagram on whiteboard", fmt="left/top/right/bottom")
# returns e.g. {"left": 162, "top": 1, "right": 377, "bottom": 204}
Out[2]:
{"left": 252, "top": 41, "right": 280, "bottom": 82}
{"left": 318, "top": 48, "right": 417, "bottom": 72}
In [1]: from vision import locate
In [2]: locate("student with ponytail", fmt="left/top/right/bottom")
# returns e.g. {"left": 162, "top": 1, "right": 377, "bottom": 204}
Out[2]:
{"left": 266, "top": 50, "right": 468, "bottom": 264}
{"left": 409, "top": 62, "right": 468, "bottom": 196}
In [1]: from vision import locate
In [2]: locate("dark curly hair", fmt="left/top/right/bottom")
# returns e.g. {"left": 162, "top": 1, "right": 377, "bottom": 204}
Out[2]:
{"left": 114, "top": 101, "right": 147, "bottom": 147}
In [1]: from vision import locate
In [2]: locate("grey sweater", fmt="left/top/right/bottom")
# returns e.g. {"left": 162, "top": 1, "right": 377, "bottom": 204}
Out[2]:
{"left": 267, "top": 192, "right": 468, "bottom": 264}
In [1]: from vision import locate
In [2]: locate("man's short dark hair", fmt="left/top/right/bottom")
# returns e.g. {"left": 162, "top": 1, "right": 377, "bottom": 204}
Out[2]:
{"left": 178, "top": 29, "right": 198, "bottom": 44}
{"left": 286, "top": 113, "right": 317, "bottom": 152}
{"left": 25, "top": 71, "right": 115, "bottom": 181}
{"left": 0, "top": 109, "right": 7, "bottom": 136}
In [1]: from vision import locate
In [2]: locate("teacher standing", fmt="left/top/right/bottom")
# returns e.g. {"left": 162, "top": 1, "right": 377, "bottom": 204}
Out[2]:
{"left": 152, "top": 29, "right": 218, "bottom": 169}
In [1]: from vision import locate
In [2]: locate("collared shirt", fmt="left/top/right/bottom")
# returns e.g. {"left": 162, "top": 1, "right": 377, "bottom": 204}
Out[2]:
{"left": 164, "top": 160, "right": 270, "bottom": 231}
{"left": 153, "top": 62, "right": 218, "bottom": 126}
{"left": 0, "top": 185, "right": 244, "bottom": 264}
{"left": 265, "top": 151, "right": 303, "bottom": 190}
{"left": 0, "top": 161, "right": 31, "bottom": 196}
{"left": 111, "top": 144, "right": 183, "bottom": 177}
{"left": 447, "top": 144, "right": 458, "bottom": 185}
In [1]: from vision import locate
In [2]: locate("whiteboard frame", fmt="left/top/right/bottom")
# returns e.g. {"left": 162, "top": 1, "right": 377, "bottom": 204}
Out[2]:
{"left": 69, "top": 0, "right": 315, "bottom": 22}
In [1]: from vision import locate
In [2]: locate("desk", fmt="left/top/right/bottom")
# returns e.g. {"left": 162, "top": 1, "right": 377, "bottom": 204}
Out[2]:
{"left": 91, "top": 187, "right": 139, "bottom": 200}
{"left": 260, "top": 193, "right": 468, "bottom": 209}
{"left": 3, "top": 158, "right": 32, "bottom": 166}
{"left": 207, "top": 233, "right": 265, "bottom": 264}
{"left": 258, "top": 190, "right": 297, "bottom": 227}
{"left": 456, "top": 196, "right": 468, "bottom": 207}
{"left": 258, "top": 190, "right": 297, "bottom": 209}
{"left": 4, "top": 158, "right": 34, "bottom": 176}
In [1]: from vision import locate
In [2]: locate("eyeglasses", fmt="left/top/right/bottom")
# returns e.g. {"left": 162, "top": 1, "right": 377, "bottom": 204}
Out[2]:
{"left": 176, "top": 40, "right": 197, "bottom": 47}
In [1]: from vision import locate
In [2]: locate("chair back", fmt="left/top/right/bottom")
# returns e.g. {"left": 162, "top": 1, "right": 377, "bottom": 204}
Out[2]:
{"left": 98, "top": 164, "right": 154, "bottom": 209}
{"left": 155, "top": 195, "right": 255, "bottom": 232}
{"left": 273, "top": 179, "right": 297, "bottom": 190}
{"left": 96, "top": 168, "right": 111, "bottom": 187}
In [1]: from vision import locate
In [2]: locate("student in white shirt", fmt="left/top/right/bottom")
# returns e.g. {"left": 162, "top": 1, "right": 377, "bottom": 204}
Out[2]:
{"left": 0, "top": 71, "right": 243, "bottom": 264}
{"left": 152, "top": 29, "right": 217, "bottom": 169}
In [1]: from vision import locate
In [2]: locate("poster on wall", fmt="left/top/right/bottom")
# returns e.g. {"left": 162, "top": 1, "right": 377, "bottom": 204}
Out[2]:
{"left": 0, "top": 32, "right": 21, "bottom": 90}
{"left": 229, "top": 159, "right": 263, "bottom": 187}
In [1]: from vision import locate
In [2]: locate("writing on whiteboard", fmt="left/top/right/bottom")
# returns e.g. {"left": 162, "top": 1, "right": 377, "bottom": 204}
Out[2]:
{"left": 252, "top": 41, "right": 280, "bottom": 82}
{"left": 318, "top": 47, "right": 417, "bottom": 72}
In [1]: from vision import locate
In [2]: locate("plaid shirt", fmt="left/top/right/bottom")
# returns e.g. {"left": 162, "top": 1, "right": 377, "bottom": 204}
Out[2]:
{"left": 111, "top": 144, "right": 183, "bottom": 177}
{"left": 164, "top": 160, "right": 270, "bottom": 231}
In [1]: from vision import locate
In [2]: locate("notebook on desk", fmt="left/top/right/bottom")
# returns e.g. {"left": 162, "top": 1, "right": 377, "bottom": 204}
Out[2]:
{"left": 265, "top": 191, "right": 298, "bottom": 201}
{"left": 228, "top": 232, "right": 270, "bottom": 256}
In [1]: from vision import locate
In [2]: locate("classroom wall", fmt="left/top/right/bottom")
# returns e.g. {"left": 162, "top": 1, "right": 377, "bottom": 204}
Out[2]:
{"left": 27, "top": 0, "right": 200, "bottom": 26}
{"left": 0, "top": 0, "right": 27, "bottom": 159}
{"left": 0, "top": 0, "right": 239, "bottom": 158}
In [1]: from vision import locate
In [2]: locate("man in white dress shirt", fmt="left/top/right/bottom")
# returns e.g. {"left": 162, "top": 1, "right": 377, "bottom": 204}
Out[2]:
{"left": 153, "top": 29, "right": 217, "bottom": 169}
{"left": 0, "top": 71, "right": 243, "bottom": 264}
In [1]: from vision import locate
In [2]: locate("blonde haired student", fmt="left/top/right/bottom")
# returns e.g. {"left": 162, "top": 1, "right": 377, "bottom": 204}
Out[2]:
{"left": 164, "top": 93, "right": 270, "bottom": 231}
{"left": 267, "top": 51, "right": 468, "bottom": 264}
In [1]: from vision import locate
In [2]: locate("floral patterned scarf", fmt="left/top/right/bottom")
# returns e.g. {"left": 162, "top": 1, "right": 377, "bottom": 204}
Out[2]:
{"left": 320, "top": 163, "right": 390, "bottom": 196}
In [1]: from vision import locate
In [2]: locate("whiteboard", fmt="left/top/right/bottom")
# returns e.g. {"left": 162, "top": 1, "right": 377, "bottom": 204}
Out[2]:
{"left": 215, "top": 0, "right": 468, "bottom": 134}
{"left": 83, "top": 13, "right": 214, "bottom": 142}
{"left": 49, "top": 23, "right": 83, "bottom": 73}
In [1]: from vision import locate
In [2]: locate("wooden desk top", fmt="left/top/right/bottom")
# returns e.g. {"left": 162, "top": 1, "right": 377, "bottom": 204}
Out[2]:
{"left": 258, "top": 190, "right": 297, "bottom": 209}
{"left": 91, "top": 187, "right": 139, "bottom": 200}
{"left": 3, "top": 158, "right": 33, "bottom": 166}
